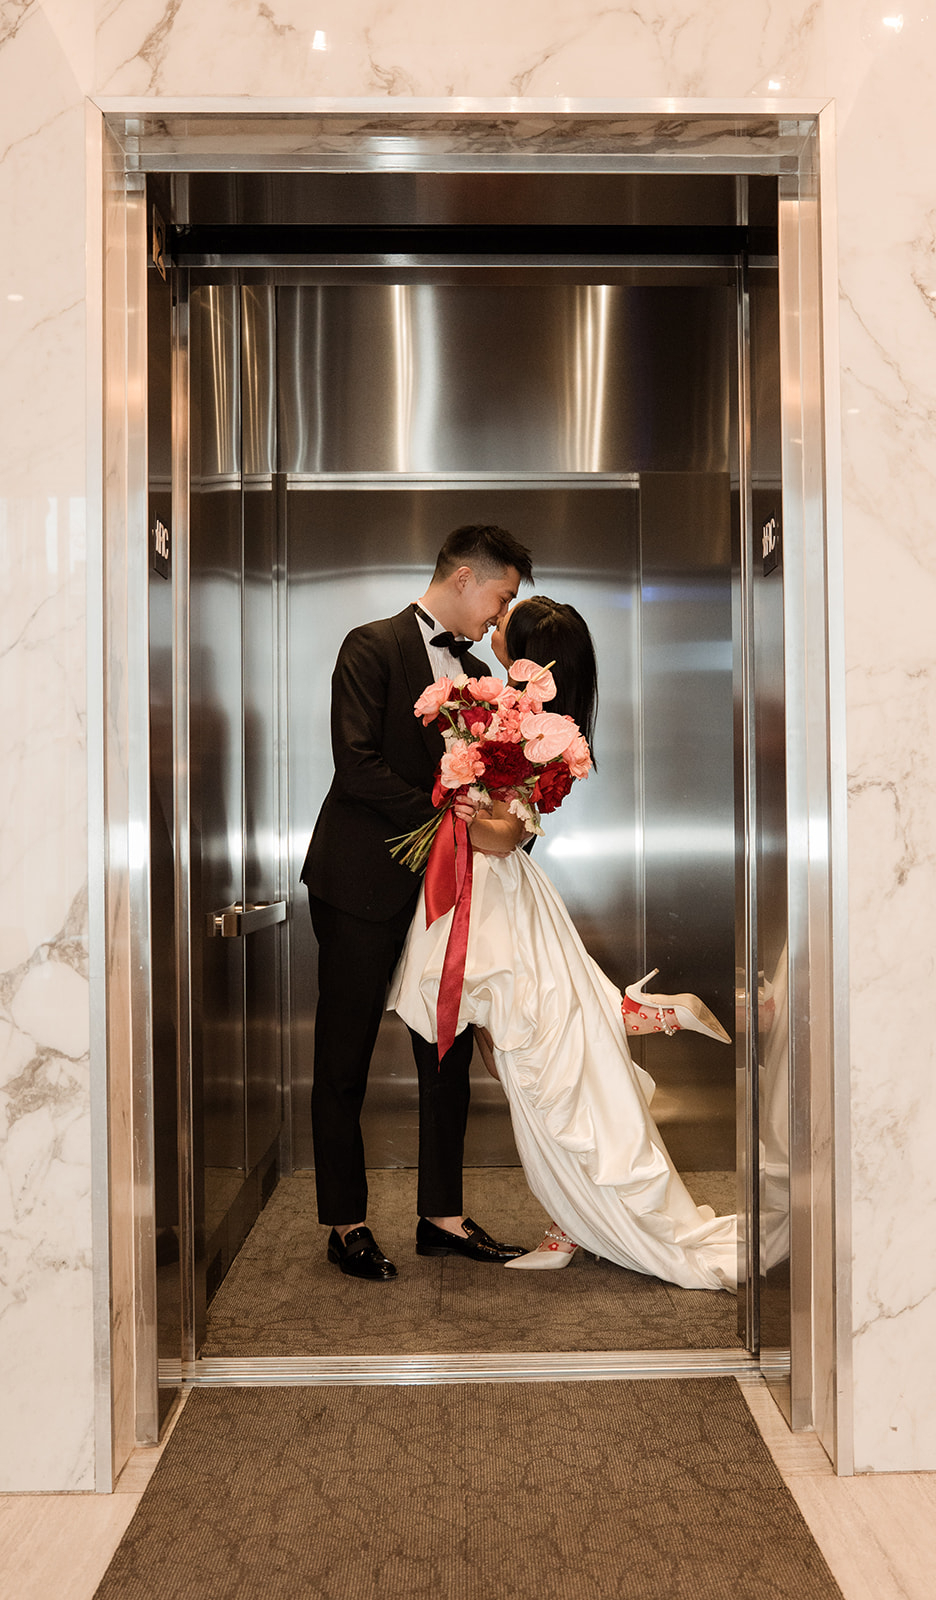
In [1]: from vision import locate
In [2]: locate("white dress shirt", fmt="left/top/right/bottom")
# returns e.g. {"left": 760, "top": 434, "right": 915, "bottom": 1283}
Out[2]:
{"left": 412, "top": 599, "right": 471, "bottom": 684}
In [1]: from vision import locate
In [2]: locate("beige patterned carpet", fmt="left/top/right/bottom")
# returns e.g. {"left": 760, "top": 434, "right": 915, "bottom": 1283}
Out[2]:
{"left": 93, "top": 1380, "right": 842, "bottom": 1600}
{"left": 202, "top": 1168, "right": 741, "bottom": 1356}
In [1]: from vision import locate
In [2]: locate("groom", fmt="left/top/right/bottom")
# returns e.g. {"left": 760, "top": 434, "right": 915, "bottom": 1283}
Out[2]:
{"left": 301, "top": 524, "right": 534, "bottom": 1280}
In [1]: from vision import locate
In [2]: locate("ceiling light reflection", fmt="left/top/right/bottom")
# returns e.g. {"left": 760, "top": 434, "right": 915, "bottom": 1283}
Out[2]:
{"left": 545, "top": 824, "right": 735, "bottom": 861}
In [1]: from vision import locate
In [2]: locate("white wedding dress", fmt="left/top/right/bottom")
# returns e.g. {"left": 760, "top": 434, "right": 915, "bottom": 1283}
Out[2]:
{"left": 388, "top": 848, "right": 737, "bottom": 1292}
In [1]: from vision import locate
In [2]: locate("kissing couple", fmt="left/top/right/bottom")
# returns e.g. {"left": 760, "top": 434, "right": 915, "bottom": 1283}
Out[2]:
{"left": 301, "top": 523, "right": 735, "bottom": 1289}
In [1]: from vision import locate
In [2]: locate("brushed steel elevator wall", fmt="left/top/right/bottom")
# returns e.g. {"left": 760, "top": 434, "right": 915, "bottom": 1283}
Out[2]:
{"left": 277, "top": 286, "right": 730, "bottom": 476}
{"left": 147, "top": 252, "right": 181, "bottom": 1418}
{"left": 188, "top": 285, "right": 284, "bottom": 1300}
{"left": 748, "top": 272, "right": 790, "bottom": 1348}
{"left": 281, "top": 283, "right": 737, "bottom": 1172}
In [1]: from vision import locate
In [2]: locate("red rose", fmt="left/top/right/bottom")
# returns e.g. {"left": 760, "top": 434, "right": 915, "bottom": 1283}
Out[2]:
{"left": 464, "top": 706, "right": 494, "bottom": 736}
{"left": 532, "top": 761, "right": 574, "bottom": 813}
{"left": 476, "top": 738, "right": 535, "bottom": 792}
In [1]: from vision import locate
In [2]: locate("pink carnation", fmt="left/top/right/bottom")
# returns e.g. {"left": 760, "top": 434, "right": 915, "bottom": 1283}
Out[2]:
{"left": 488, "top": 705, "right": 523, "bottom": 742}
{"left": 564, "top": 731, "right": 592, "bottom": 779}
{"left": 439, "top": 739, "right": 486, "bottom": 788}
{"left": 414, "top": 677, "right": 454, "bottom": 725}
{"left": 519, "top": 711, "right": 579, "bottom": 764}
{"left": 465, "top": 675, "right": 504, "bottom": 702}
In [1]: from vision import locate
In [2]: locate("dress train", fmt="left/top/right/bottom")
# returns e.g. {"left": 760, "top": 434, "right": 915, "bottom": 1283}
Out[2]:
{"left": 388, "top": 848, "right": 737, "bottom": 1292}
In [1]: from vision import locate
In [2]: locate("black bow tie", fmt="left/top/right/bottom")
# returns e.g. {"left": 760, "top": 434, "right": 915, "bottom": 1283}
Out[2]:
{"left": 430, "top": 631, "right": 472, "bottom": 659}
{"left": 413, "top": 603, "right": 472, "bottom": 659}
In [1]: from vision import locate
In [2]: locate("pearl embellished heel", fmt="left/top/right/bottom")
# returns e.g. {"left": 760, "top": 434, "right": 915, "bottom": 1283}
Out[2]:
{"left": 504, "top": 1224, "right": 578, "bottom": 1270}
{"left": 622, "top": 969, "right": 731, "bottom": 1044}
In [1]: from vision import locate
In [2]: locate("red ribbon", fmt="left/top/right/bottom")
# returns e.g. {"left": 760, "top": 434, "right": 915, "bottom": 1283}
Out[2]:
{"left": 424, "top": 809, "right": 474, "bottom": 1065}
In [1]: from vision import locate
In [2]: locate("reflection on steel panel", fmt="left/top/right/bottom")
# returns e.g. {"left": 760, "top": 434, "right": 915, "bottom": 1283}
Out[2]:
{"left": 186, "top": 284, "right": 287, "bottom": 1307}
{"left": 749, "top": 274, "right": 790, "bottom": 1356}
{"left": 637, "top": 472, "right": 736, "bottom": 1171}
{"left": 242, "top": 285, "right": 284, "bottom": 1173}
{"left": 633, "top": 467, "right": 736, "bottom": 1171}
{"left": 639, "top": 473, "right": 735, "bottom": 1009}
{"left": 242, "top": 285, "right": 277, "bottom": 478}
{"left": 147, "top": 256, "right": 181, "bottom": 1420}
{"left": 243, "top": 333, "right": 283, "bottom": 1170}
{"left": 277, "top": 286, "right": 731, "bottom": 476}
{"left": 189, "top": 286, "right": 245, "bottom": 1181}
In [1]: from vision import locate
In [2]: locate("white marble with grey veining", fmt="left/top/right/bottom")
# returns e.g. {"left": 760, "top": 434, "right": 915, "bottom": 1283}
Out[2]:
{"left": 832, "top": 5, "right": 936, "bottom": 1470}
{"left": 2, "top": 0, "right": 936, "bottom": 1485}
{"left": 0, "top": 4, "right": 96, "bottom": 1492}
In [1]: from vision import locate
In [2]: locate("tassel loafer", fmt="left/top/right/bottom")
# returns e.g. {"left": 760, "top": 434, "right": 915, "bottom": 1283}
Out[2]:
{"left": 416, "top": 1215, "right": 527, "bottom": 1262}
{"left": 327, "top": 1225, "right": 397, "bottom": 1280}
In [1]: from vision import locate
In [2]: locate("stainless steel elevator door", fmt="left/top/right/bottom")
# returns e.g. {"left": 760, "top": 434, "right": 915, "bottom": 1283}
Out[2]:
{"left": 189, "top": 284, "right": 284, "bottom": 1307}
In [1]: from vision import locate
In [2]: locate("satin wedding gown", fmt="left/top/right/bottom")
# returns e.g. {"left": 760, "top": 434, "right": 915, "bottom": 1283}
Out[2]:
{"left": 388, "top": 847, "right": 737, "bottom": 1292}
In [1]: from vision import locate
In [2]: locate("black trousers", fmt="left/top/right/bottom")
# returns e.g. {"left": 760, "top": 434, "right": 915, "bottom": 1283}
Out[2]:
{"left": 308, "top": 891, "right": 474, "bottom": 1224}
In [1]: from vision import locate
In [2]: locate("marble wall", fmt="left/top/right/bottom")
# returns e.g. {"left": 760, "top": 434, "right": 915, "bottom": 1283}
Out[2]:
{"left": 0, "top": 4, "right": 97, "bottom": 1491}
{"left": 2, "top": 0, "right": 935, "bottom": 1484}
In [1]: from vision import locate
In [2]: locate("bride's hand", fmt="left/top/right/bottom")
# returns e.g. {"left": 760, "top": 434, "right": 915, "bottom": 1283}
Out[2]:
{"left": 453, "top": 795, "right": 490, "bottom": 823}
{"left": 468, "top": 799, "right": 526, "bottom": 856}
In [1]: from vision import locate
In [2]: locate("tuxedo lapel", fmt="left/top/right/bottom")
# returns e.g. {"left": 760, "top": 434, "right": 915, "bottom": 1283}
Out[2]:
{"left": 393, "top": 606, "right": 434, "bottom": 703}
{"left": 390, "top": 607, "right": 492, "bottom": 763}
{"left": 391, "top": 607, "right": 445, "bottom": 763}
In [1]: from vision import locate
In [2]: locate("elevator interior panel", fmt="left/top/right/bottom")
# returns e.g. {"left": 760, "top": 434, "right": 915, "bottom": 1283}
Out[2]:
{"left": 282, "top": 281, "right": 737, "bottom": 1175}
{"left": 277, "top": 286, "right": 731, "bottom": 476}
{"left": 748, "top": 272, "right": 790, "bottom": 1364}
{"left": 188, "top": 284, "right": 285, "bottom": 1302}
{"left": 146, "top": 247, "right": 181, "bottom": 1422}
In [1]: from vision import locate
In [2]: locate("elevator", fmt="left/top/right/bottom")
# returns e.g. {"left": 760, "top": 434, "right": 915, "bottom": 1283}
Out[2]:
{"left": 144, "top": 166, "right": 792, "bottom": 1422}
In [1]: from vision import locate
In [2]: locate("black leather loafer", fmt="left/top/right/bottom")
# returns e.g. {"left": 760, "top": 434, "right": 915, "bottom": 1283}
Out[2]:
{"left": 415, "top": 1215, "right": 527, "bottom": 1262}
{"left": 327, "top": 1226, "right": 397, "bottom": 1280}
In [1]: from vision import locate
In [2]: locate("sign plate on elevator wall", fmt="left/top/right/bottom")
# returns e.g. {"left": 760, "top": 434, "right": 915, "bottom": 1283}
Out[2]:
{"left": 151, "top": 516, "right": 171, "bottom": 578}
{"left": 761, "top": 511, "right": 781, "bottom": 576}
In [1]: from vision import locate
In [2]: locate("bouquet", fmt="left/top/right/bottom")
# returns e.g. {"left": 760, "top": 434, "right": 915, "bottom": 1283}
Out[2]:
{"left": 388, "top": 659, "right": 592, "bottom": 874}
{"left": 388, "top": 660, "right": 592, "bottom": 1064}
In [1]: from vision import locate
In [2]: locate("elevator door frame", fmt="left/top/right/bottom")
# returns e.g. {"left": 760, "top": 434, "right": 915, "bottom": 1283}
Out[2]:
{"left": 93, "top": 102, "right": 851, "bottom": 1485}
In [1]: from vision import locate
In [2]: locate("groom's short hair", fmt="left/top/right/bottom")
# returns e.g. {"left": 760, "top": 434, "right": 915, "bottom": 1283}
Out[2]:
{"left": 433, "top": 524, "right": 533, "bottom": 585}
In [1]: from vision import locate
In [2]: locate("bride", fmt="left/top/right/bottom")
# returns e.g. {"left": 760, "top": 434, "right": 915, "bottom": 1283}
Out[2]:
{"left": 388, "top": 596, "right": 737, "bottom": 1292}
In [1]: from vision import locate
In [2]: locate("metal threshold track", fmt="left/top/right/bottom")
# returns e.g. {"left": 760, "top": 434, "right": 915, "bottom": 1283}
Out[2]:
{"left": 169, "top": 1349, "right": 775, "bottom": 1388}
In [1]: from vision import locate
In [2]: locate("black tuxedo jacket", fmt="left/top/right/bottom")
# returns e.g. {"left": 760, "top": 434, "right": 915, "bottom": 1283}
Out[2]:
{"left": 301, "top": 606, "right": 488, "bottom": 922}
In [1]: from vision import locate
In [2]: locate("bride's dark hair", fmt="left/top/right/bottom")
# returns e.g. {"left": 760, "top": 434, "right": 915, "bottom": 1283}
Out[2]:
{"left": 504, "top": 595, "right": 598, "bottom": 756}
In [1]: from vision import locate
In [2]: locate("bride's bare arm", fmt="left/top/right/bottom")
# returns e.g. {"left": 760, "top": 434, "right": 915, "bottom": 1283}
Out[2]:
{"left": 468, "top": 797, "right": 527, "bottom": 856}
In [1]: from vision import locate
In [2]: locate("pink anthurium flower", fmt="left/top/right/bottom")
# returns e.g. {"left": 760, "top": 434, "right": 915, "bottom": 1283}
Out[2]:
{"left": 519, "top": 711, "right": 579, "bottom": 763}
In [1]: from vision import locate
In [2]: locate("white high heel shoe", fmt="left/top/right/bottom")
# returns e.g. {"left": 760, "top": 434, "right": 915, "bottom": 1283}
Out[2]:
{"left": 623, "top": 969, "right": 731, "bottom": 1044}
{"left": 504, "top": 1225, "right": 578, "bottom": 1270}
